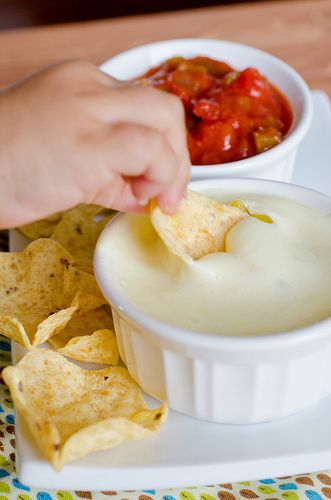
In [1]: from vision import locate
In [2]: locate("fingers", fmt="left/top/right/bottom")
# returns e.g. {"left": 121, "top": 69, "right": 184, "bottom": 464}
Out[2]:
{"left": 91, "top": 178, "right": 148, "bottom": 213}
{"left": 100, "top": 85, "right": 191, "bottom": 211}
{"left": 93, "top": 121, "right": 191, "bottom": 213}
{"left": 15, "top": 61, "right": 191, "bottom": 217}
{"left": 156, "top": 152, "right": 191, "bottom": 213}
{"left": 157, "top": 129, "right": 191, "bottom": 213}
{"left": 126, "top": 176, "right": 166, "bottom": 204}
{"left": 100, "top": 85, "right": 189, "bottom": 170}
{"left": 100, "top": 122, "right": 179, "bottom": 200}
{"left": 42, "top": 64, "right": 192, "bottom": 212}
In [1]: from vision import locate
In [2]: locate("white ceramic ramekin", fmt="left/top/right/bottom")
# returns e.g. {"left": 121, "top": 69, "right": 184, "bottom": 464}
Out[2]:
{"left": 100, "top": 39, "right": 313, "bottom": 182}
{"left": 94, "top": 179, "right": 331, "bottom": 425}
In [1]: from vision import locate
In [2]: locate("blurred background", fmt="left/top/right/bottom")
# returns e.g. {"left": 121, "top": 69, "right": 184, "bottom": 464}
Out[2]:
{"left": 0, "top": 0, "right": 285, "bottom": 30}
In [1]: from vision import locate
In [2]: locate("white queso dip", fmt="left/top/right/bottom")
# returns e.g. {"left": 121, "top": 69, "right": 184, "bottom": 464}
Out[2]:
{"left": 101, "top": 195, "right": 331, "bottom": 336}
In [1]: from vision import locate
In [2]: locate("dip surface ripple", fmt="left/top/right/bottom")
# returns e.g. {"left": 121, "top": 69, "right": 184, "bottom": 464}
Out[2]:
{"left": 100, "top": 195, "right": 331, "bottom": 336}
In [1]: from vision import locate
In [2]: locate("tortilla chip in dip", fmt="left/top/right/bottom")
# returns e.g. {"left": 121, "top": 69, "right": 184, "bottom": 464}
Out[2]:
{"left": 150, "top": 190, "right": 248, "bottom": 261}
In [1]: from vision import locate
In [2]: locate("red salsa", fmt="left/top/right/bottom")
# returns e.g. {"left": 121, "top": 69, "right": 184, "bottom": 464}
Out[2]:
{"left": 137, "top": 56, "right": 293, "bottom": 165}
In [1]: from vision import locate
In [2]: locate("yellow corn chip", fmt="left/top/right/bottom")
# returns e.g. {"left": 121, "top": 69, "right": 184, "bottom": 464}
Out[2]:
{"left": 33, "top": 306, "right": 78, "bottom": 347}
{"left": 58, "top": 329, "right": 119, "bottom": 365}
{"left": 17, "top": 204, "right": 107, "bottom": 241}
{"left": 49, "top": 307, "right": 113, "bottom": 350}
{"left": 0, "top": 239, "right": 104, "bottom": 348}
{"left": 0, "top": 314, "right": 31, "bottom": 350}
{"left": 18, "top": 213, "right": 62, "bottom": 240}
{"left": 70, "top": 291, "right": 106, "bottom": 316}
{"left": 51, "top": 207, "right": 116, "bottom": 273}
{"left": 150, "top": 190, "right": 248, "bottom": 261}
{"left": 74, "top": 204, "right": 107, "bottom": 217}
{"left": 3, "top": 349, "right": 167, "bottom": 469}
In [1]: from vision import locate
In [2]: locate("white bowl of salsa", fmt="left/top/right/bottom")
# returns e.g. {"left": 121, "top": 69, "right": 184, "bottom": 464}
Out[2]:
{"left": 94, "top": 178, "right": 331, "bottom": 424}
{"left": 100, "top": 38, "right": 312, "bottom": 181}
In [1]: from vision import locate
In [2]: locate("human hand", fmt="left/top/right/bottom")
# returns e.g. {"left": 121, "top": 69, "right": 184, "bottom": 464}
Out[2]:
{"left": 0, "top": 61, "right": 191, "bottom": 228}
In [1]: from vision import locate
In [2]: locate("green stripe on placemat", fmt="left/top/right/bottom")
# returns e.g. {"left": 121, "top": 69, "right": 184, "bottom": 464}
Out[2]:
{"left": 0, "top": 337, "right": 330, "bottom": 499}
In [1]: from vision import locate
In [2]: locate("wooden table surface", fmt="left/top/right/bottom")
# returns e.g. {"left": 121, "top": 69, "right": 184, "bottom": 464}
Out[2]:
{"left": 0, "top": 0, "right": 330, "bottom": 96}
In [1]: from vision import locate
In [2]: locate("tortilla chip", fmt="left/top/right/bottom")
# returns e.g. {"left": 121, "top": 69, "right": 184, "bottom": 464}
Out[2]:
{"left": 2, "top": 349, "right": 167, "bottom": 469}
{"left": 150, "top": 190, "right": 248, "bottom": 261}
{"left": 49, "top": 307, "right": 113, "bottom": 350}
{"left": 0, "top": 314, "right": 31, "bottom": 350}
{"left": 62, "top": 266, "right": 103, "bottom": 304}
{"left": 0, "top": 239, "right": 104, "bottom": 348}
{"left": 17, "top": 204, "right": 107, "bottom": 241}
{"left": 70, "top": 291, "right": 106, "bottom": 315}
{"left": 74, "top": 204, "right": 107, "bottom": 217}
{"left": 58, "top": 329, "right": 119, "bottom": 365}
{"left": 33, "top": 306, "right": 78, "bottom": 347}
{"left": 18, "top": 213, "right": 62, "bottom": 240}
{"left": 51, "top": 207, "right": 116, "bottom": 273}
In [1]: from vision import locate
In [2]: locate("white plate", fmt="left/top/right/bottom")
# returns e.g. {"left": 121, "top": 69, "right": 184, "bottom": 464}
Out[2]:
{"left": 10, "top": 90, "right": 331, "bottom": 491}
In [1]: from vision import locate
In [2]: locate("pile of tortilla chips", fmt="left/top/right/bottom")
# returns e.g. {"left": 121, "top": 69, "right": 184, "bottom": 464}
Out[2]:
{"left": 2, "top": 195, "right": 252, "bottom": 470}
{"left": 0, "top": 204, "right": 167, "bottom": 470}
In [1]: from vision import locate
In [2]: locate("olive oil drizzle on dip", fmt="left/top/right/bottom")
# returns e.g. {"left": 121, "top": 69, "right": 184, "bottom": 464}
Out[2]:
{"left": 102, "top": 196, "right": 331, "bottom": 337}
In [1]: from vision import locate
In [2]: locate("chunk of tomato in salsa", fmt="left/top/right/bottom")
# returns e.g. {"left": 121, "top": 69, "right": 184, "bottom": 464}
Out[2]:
{"left": 137, "top": 56, "right": 292, "bottom": 165}
{"left": 166, "top": 70, "right": 214, "bottom": 107}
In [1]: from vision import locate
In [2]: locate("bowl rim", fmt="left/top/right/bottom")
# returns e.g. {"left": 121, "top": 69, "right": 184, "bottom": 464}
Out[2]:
{"left": 100, "top": 37, "right": 313, "bottom": 173}
{"left": 94, "top": 178, "right": 331, "bottom": 353}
